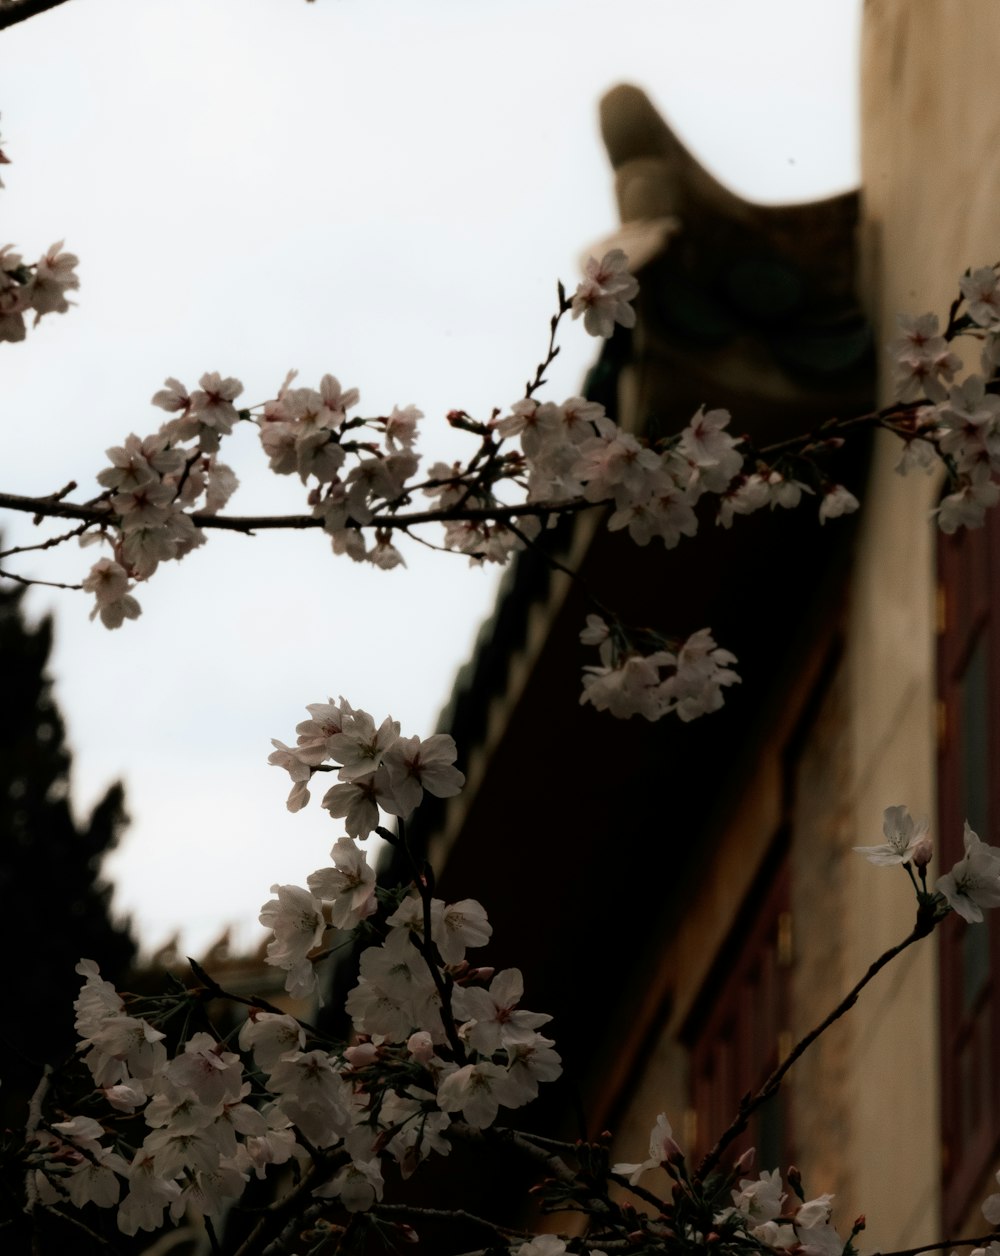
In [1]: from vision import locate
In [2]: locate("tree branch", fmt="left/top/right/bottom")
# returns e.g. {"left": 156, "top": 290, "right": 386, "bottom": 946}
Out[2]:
{"left": 695, "top": 906, "right": 939, "bottom": 1183}
{"left": 875, "top": 1236, "right": 1000, "bottom": 1256}
{"left": 0, "top": 488, "right": 595, "bottom": 533}
{"left": 374, "top": 1202, "right": 529, "bottom": 1242}
{"left": 0, "top": 0, "right": 79, "bottom": 32}
{"left": 0, "top": 567, "right": 82, "bottom": 591}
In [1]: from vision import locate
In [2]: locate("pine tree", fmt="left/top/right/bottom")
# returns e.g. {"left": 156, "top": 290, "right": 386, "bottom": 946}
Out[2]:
{"left": 0, "top": 578, "right": 135, "bottom": 1127}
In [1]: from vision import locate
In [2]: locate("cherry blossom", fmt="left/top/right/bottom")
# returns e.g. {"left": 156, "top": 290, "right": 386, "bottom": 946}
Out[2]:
{"left": 854, "top": 805, "right": 930, "bottom": 866}
{"left": 937, "top": 822, "right": 1000, "bottom": 923}
{"left": 960, "top": 265, "right": 1000, "bottom": 328}
{"left": 571, "top": 248, "right": 640, "bottom": 338}
{"left": 258, "top": 883, "right": 327, "bottom": 997}
{"left": 307, "top": 836, "right": 378, "bottom": 929}
{"left": 612, "top": 1111, "right": 681, "bottom": 1184}
{"left": 451, "top": 967, "right": 551, "bottom": 1054}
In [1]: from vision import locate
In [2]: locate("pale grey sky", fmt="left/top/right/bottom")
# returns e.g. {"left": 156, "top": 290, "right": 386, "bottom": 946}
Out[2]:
{"left": 2, "top": 0, "right": 862, "bottom": 953}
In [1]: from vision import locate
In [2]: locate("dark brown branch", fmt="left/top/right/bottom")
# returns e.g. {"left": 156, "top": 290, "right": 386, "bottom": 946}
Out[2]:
{"left": 0, "top": 0, "right": 78, "bottom": 32}
{"left": 186, "top": 958, "right": 321, "bottom": 1036}
{"left": 448, "top": 1122, "right": 577, "bottom": 1185}
{"left": 0, "top": 518, "right": 91, "bottom": 559}
{"left": 374, "top": 1202, "right": 529, "bottom": 1241}
{"left": 0, "top": 491, "right": 110, "bottom": 523}
{"left": 695, "top": 908, "right": 938, "bottom": 1183}
{"left": 875, "top": 1235, "right": 1000, "bottom": 1256}
{"left": 0, "top": 567, "right": 82, "bottom": 591}
{"left": 0, "top": 489, "right": 595, "bottom": 532}
{"left": 608, "top": 1169, "right": 670, "bottom": 1214}
{"left": 230, "top": 1168, "right": 321, "bottom": 1256}
{"left": 754, "top": 401, "right": 924, "bottom": 461}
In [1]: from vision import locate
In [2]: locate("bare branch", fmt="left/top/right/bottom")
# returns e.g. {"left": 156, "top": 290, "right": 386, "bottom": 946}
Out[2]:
{"left": 0, "top": 567, "right": 83, "bottom": 591}
{"left": 695, "top": 907, "right": 939, "bottom": 1183}
{"left": 875, "top": 1236, "right": 1000, "bottom": 1256}
{"left": 0, "top": 519, "right": 92, "bottom": 560}
{"left": 0, "top": 0, "right": 79, "bottom": 33}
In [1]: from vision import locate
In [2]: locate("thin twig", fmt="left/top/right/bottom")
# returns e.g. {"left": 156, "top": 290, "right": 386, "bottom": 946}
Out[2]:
{"left": 448, "top": 1122, "right": 578, "bottom": 1185}
{"left": 186, "top": 957, "right": 321, "bottom": 1036}
{"left": 43, "top": 1205, "right": 120, "bottom": 1250}
{"left": 204, "top": 1215, "right": 222, "bottom": 1256}
{"left": 231, "top": 1166, "right": 321, "bottom": 1256}
{"left": 525, "top": 285, "right": 572, "bottom": 400}
{"left": 695, "top": 908, "right": 938, "bottom": 1183}
{"left": 391, "top": 818, "right": 468, "bottom": 1064}
{"left": 608, "top": 1170, "right": 669, "bottom": 1214}
{"left": 374, "top": 1202, "right": 530, "bottom": 1241}
{"left": 875, "top": 1235, "right": 1000, "bottom": 1256}
{"left": 0, "top": 566, "right": 83, "bottom": 590}
{"left": 506, "top": 520, "right": 614, "bottom": 620}
{"left": 0, "top": 518, "right": 92, "bottom": 559}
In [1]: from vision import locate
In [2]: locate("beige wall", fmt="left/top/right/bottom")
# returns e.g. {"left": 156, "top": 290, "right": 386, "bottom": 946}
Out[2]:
{"left": 614, "top": 4, "right": 1000, "bottom": 1247}
{"left": 850, "top": 0, "right": 1000, "bottom": 1244}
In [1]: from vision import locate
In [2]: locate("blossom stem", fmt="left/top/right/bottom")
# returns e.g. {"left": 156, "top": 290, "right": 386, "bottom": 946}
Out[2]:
{"left": 203, "top": 1215, "right": 222, "bottom": 1256}
{"left": 186, "top": 957, "right": 321, "bottom": 1037}
{"left": 524, "top": 283, "right": 572, "bottom": 401}
{"left": 608, "top": 1169, "right": 670, "bottom": 1213}
{"left": 230, "top": 1165, "right": 322, "bottom": 1256}
{"left": 394, "top": 817, "right": 468, "bottom": 1064}
{"left": 506, "top": 519, "right": 615, "bottom": 621}
{"left": 0, "top": 518, "right": 90, "bottom": 560}
{"left": 0, "top": 566, "right": 83, "bottom": 591}
{"left": 450, "top": 1122, "right": 577, "bottom": 1185}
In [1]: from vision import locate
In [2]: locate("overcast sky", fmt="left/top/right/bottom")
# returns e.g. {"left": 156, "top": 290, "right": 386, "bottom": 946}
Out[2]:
{"left": 2, "top": 0, "right": 862, "bottom": 955}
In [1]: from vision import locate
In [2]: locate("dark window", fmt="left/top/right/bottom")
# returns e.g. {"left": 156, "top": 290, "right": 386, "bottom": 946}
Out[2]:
{"left": 937, "top": 514, "right": 1000, "bottom": 1228}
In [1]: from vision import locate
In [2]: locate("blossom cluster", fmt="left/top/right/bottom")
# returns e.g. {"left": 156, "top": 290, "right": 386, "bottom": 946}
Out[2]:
{"left": 25, "top": 705, "right": 560, "bottom": 1239}
{"left": 20, "top": 253, "right": 1000, "bottom": 733}
{"left": 578, "top": 618, "right": 740, "bottom": 721}
{"left": 613, "top": 1104, "right": 1000, "bottom": 1256}
{"left": 0, "top": 240, "right": 79, "bottom": 342}
{"left": 889, "top": 265, "right": 1000, "bottom": 531}
{"left": 267, "top": 696, "right": 465, "bottom": 840}
{"left": 38, "top": 248, "right": 861, "bottom": 725}
{"left": 609, "top": 1112, "right": 857, "bottom": 1256}
{"left": 19, "top": 701, "right": 1000, "bottom": 1251}
{"left": 26, "top": 939, "right": 558, "bottom": 1233}
{"left": 81, "top": 403, "right": 239, "bottom": 625}
{"left": 856, "top": 806, "right": 1000, "bottom": 924}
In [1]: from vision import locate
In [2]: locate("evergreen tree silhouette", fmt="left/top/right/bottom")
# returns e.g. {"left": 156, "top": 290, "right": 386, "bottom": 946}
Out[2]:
{"left": 0, "top": 578, "right": 135, "bottom": 1127}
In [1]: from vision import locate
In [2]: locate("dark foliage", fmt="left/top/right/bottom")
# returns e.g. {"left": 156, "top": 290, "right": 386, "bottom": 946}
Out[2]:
{"left": 0, "top": 579, "right": 136, "bottom": 1130}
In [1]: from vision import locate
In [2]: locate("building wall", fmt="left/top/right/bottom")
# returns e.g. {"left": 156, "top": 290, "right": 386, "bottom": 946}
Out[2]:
{"left": 613, "top": 5, "right": 1000, "bottom": 1249}
{"left": 851, "top": 0, "right": 1000, "bottom": 1242}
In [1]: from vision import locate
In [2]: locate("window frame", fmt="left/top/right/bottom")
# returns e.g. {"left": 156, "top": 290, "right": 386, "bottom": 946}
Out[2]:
{"left": 937, "top": 514, "right": 1000, "bottom": 1229}
{"left": 682, "top": 846, "right": 792, "bottom": 1171}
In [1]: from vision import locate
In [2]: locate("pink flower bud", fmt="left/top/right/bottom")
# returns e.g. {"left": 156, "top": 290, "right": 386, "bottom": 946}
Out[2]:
{"left": 407, "top": 1031, "right": 435, "bottom": 1063}
{"left": 912, "top": 834, "right": 933, "bottom": 868}
{"left": 344, "top": 1042, "right": 377, "bottom": 1068}
{"left": 734, "top": 1147, "right": 756, "bottom": 1174}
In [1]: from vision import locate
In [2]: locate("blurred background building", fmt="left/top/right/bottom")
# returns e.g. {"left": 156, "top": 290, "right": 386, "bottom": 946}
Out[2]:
{"left": 402, "top": 4, "right": 1000, "bottom": 1249}
{"left": 4, "top": 2, "right": 1000, "bottom": 1251}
